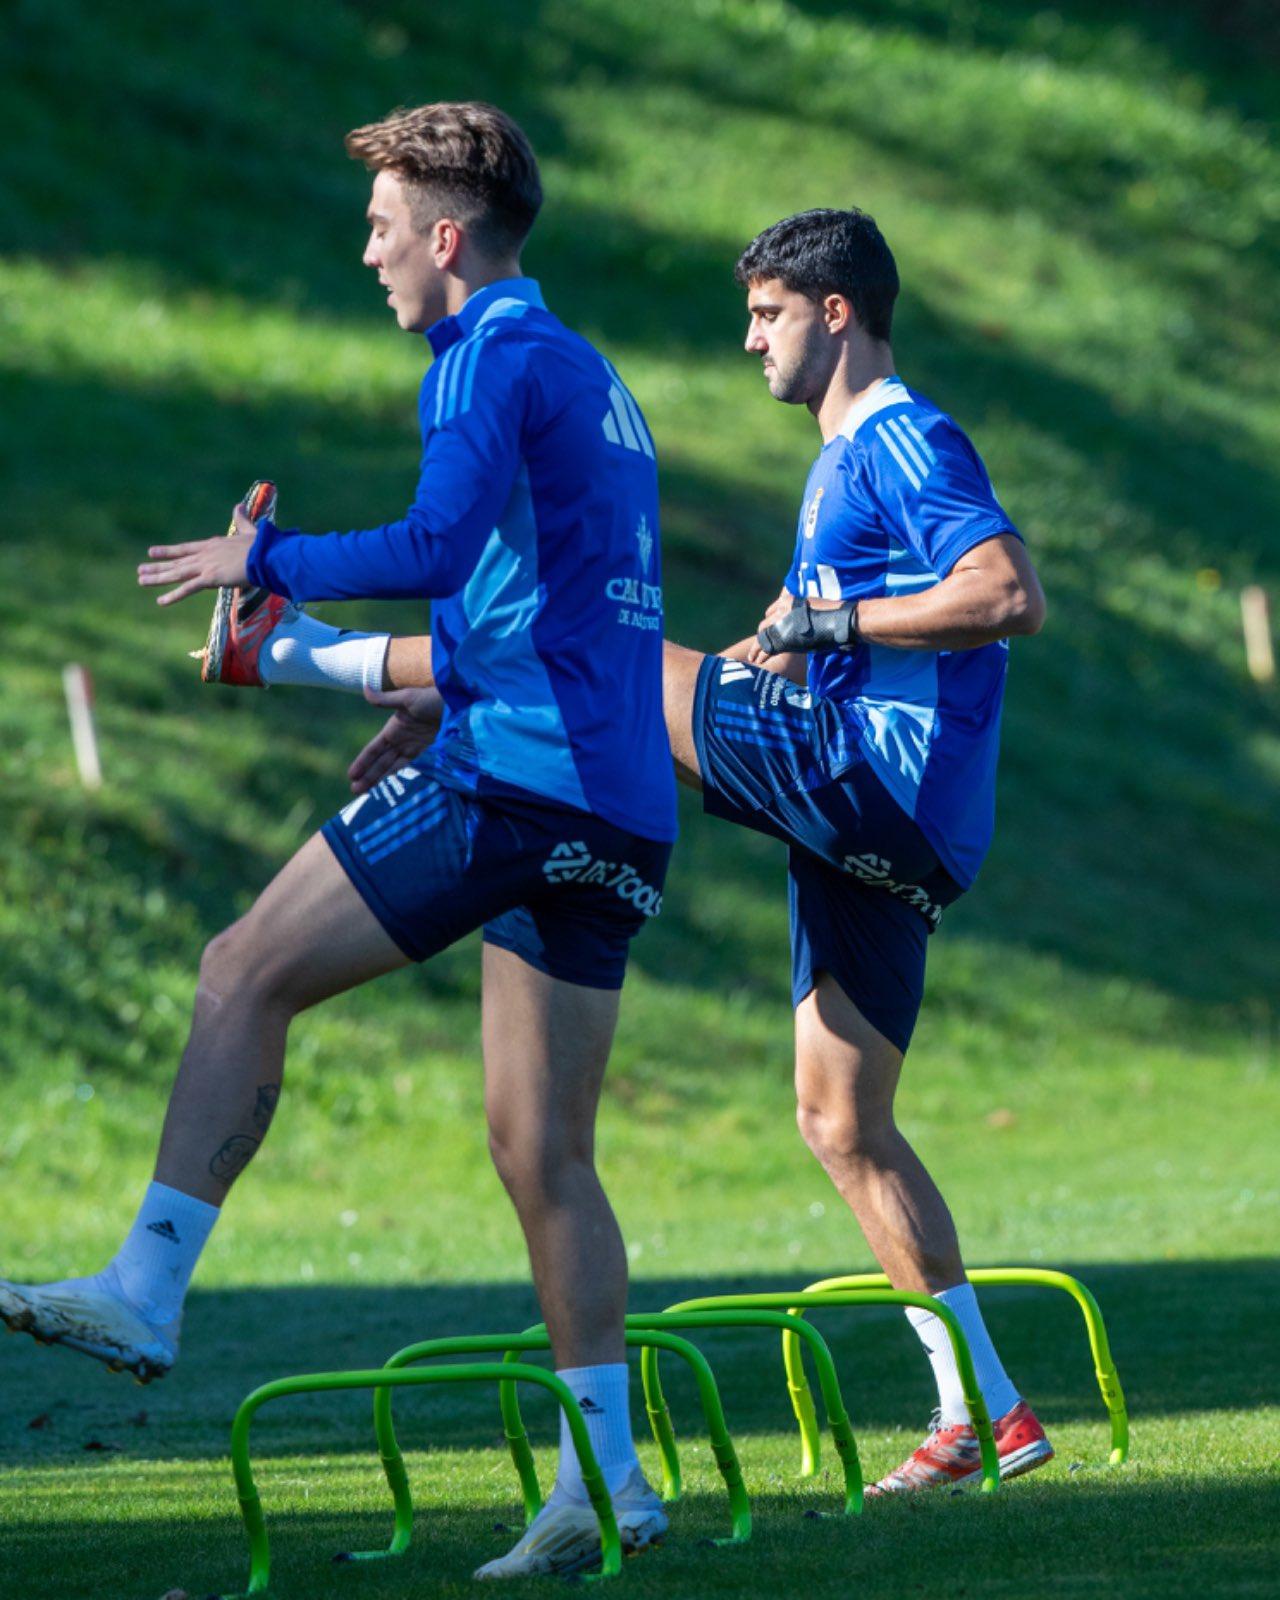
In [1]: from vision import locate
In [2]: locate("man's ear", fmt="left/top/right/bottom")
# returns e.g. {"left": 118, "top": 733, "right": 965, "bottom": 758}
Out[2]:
{"left": 823, "top": 292, "right": 853, "bottom": 336}
{"left": 432, "top": 217, "right": 465, "bottom": 270}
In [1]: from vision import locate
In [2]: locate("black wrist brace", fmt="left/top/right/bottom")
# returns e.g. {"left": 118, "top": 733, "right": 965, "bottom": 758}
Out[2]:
{"left": 757, "top": 598, "right": 859, "bottom": 656}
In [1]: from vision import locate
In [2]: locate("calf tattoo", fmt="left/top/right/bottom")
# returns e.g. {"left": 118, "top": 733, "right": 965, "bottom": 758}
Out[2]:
{"left": 209, "top": 1134, "right": 259, "bottom": 1184}
{"left": 253, "top": 1082, "right": 281, "bottom": 1132}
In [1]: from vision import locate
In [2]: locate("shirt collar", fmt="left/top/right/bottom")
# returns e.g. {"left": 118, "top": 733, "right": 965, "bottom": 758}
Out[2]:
{"left": 425, "top": 277, "right": 546, "bottom": 357}
{"left": 835, "top": 374, "right": 911, "bottom": 441}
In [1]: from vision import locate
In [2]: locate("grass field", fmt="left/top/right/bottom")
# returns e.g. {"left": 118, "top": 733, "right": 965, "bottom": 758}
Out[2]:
{"left": 1, "top": 1, "right": 1278, "bottom": 1595}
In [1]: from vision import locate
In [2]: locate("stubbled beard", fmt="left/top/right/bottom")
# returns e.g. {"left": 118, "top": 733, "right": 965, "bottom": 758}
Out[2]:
{"left": 769, "top": 324, "right": 827, "bottom": 404}
{"left": 770, "top": 362, "right": 811, "bottom": 403}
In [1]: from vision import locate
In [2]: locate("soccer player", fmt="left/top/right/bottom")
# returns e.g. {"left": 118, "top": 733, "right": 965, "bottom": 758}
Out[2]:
{"left": 230, "top": 207, "right": 1054, "bottom": 1496}
{"left": 0, "top": 102, "right": 678, "bottom": 1576}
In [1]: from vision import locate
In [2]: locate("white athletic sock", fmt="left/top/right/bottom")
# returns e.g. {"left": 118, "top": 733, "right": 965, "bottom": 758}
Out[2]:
{"left": 907, "top": 1281, "right": 1020, "bottom": 1427}
{"left": 553, "top": 1363, "right": 639, "bottom": 1499}
{"left": 106, "top": 1182, "right": 220, "bottom": 1332}
{"left": 259, "top": 609, "right": 390, "bottom": 696}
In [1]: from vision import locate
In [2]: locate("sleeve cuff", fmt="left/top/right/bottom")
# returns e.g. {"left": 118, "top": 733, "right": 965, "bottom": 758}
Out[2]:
{"left": 246, "top": 517, "right": 290, "bottom": 595}
{"left": 933, "top": 518, "right": 1021, "bottom": 578}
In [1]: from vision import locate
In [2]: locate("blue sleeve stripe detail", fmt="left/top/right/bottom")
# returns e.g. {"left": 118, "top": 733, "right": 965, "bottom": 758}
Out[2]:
{"left": 433, "top": 332, "right": 496, "bottom": 427}
{"left": 876, "top": 419, "right": 924, "bottom": 491}
{"left": 884, "top": 416, "right": 933, "bottom": 483}
{"left": 898, "top": 414, "right": 937, "bottom": 465}
{"left": 354, "top": 786, "right": 447, "bottom": 844}
{"left": 719, "top": 726, "right": 800, "bottom": 753}
{"left": 714, "top": 702, "right": 804, "bottom": 728}
{"left": 710, "top": 710, "right": 800, "bottom": 739}
{"left": 600, "top": 357, "right": 656, "bottom": 459}
{"left": 434, "top": 347, "right": 462, "bottom": 427}
{"left": 609, "top": 384, "right": 641, "bottom": 450}
{"left": 617, "top": 382, "right": 655, "bottom": 459}
{"left": 458, "top": 337, "right": 485, "bottom": 418}
{"left": 360, "top": 794, "right": 451, "bottom": 862}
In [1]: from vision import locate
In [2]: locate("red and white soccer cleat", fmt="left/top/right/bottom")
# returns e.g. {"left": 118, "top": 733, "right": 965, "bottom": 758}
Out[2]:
{"left": 867, "top": 1399, "right": 1054, "bottom": 1495}
{"left": 197, "top": 479, "right": 295, "bottom": 686}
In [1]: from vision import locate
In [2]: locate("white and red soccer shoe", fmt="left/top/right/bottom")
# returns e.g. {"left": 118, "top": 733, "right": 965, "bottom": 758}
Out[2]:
{"left": 197, "top": 478, "right": 295, "bottom": 687}
{"left": 867, "top": 1399, "right": 1054, "bottom": 1495}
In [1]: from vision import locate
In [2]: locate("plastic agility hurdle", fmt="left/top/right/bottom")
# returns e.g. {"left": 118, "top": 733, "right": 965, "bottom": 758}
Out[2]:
{"left": 666, "top": 1290, "right": 999, "bottom": 1492}
{"left": 625, "top": 1310, "right": 863, "bottom": 1513}
{"left": 779, "top": 1269, "right": 1129, "bottom": 1470}
{"left": 213, "top": 1353, "right": 622, "bottom": 1597}
{"left": 498, "top": 1312, "right": 858, "bottom": 1518}
{"left": 344, "top": 1325, "right": 750, "bottom": 1560}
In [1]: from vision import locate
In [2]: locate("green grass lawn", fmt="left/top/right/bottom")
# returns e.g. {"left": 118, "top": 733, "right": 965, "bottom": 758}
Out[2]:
{"left": 1, "top": 0, "right": 1278, "bottom": 1595}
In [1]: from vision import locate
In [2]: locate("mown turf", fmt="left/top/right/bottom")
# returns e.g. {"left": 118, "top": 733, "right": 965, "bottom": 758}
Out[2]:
{"left": 1, "top": 1, "right": 1278, "bottom": 1596}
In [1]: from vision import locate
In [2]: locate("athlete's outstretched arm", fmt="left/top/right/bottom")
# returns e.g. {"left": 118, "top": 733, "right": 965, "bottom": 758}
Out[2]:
{"left": 757, "top": 533, "right": 1043, "bottom": 661}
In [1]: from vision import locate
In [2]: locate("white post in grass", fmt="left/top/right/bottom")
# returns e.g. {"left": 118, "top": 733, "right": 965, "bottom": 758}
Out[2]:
{"left": 63, "top": 663, "right": 103, "bottom": 789}
{"left": 1240, "top": 587, "right": 1275, "bottom": 685}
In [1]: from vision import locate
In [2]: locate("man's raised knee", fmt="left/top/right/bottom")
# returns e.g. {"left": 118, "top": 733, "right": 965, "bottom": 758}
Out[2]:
{"left": 196, "top": 920, "right": 297, "bottom": 1013}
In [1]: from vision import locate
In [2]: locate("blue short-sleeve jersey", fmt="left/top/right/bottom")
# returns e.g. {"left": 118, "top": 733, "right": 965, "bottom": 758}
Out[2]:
{"left": 784, "top": 376, "right": 1019, "bottom": 885}
{"left": 247, "top": 279, "right": 676, "bottom": 843}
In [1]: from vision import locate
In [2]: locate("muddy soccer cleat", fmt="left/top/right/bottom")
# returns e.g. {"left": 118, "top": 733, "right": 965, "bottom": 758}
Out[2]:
{"left": 0, "top": 1269, "right": 178, "bottom": 1384}
{"left": 867, "top": 1399, "right": 1053, "bottom": 1495}
{"left": 473, "top": 1466, "right": 667, "bottom": 1580}
{"left": 197, "top": 478, "right": 293, "bottom": 686}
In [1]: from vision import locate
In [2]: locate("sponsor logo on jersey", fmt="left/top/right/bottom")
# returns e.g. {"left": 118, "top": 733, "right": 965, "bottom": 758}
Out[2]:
{"left": 371, "top": 766, "right": 421, "bottom": 807}
{"left": 843, "top": 851, "right": 944, "bottom": 929}
{"left": 541, "top": 842, "right": 663, "bottom": 916}
{"left": 542, "top": 841, "right": 594, "bottom": 883}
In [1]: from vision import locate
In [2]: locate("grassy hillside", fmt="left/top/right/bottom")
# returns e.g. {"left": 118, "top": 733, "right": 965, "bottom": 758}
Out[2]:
{"left": 1, "top": 3, "right": 1277, "bottom": 1596}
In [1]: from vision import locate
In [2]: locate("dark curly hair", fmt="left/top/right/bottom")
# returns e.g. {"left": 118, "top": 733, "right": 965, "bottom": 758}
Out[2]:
{"left": 735, "top": 208, "right": 899, "bottom": 341}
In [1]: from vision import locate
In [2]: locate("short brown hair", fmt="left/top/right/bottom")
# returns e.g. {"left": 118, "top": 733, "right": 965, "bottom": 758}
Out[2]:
{"left": 345, "top": 101, "right": 542, "bottom": 257}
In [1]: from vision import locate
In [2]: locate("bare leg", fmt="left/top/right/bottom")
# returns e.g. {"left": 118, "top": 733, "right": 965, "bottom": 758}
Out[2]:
{"left": 383, "top": 634, "right": 435, "bottom": 690}
{"left": 481, "top": 944, "right": 627, "bottom": 1368}
{"left": 661, "top": 639, "right": 706, "bottom": 789}
{"left": 794, "top": 972, "right": 964, "bottom": 1292}
{"left": 154, "top": 832, "right": 408, "bottom": 1204}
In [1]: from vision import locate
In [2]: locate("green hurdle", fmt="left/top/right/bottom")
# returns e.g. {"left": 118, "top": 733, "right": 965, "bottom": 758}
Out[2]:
{"left": 213, "top": 1267, "right": 1113, "bottom": 1590}
{"left": 783, "top": 1268, "right": 1129, "bottom": 1465}
{"left": 212, "top": 1355, "right": 621, "bottom": 1598}
{"left": 499, "top": 1321, "right": 754, "bottom": 1545}
{"left": 666, "top": 1290, "right": 999, "bottom": 1492}
{"left": 341, "top": 1325, "right": 749, "bottom": 1560}
{"left": 628, "top": 1309, "right": 863, "bottom": 1514}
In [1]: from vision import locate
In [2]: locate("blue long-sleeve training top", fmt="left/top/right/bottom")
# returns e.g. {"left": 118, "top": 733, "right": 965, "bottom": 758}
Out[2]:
{"left": 247, "top": 278, "right": 677, "bottom": 843}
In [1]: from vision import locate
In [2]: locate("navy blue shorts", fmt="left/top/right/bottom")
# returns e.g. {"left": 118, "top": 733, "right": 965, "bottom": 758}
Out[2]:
{"left": 693, "top": 656, "right": 964, "bottom": 1052}
{"left": 322, "top": 765, "right": 671, "bottom": 990}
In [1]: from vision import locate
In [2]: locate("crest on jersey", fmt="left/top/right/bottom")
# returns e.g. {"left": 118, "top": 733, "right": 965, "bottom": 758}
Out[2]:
{"left": 803, "top": 485, "right": 825, "bottom": 542}
{"left": 635, "top": 513, "right": 654, "bottom": 574}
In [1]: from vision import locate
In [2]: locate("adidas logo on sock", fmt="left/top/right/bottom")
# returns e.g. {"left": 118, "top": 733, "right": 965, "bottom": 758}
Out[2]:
{"left": 146, "top": 1220, "right": 180, "bottom": 1243}
{"left": 578, "top": 1395, "right": 604, "bottom": 1414}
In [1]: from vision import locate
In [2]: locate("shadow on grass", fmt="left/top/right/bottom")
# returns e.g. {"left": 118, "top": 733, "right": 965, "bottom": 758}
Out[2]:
{"left": 2, "top": 1462, "right": 1277, "bottom": 1600}
{"left": 1, "top": 1259, "right": 1275, "bottom": 1475}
